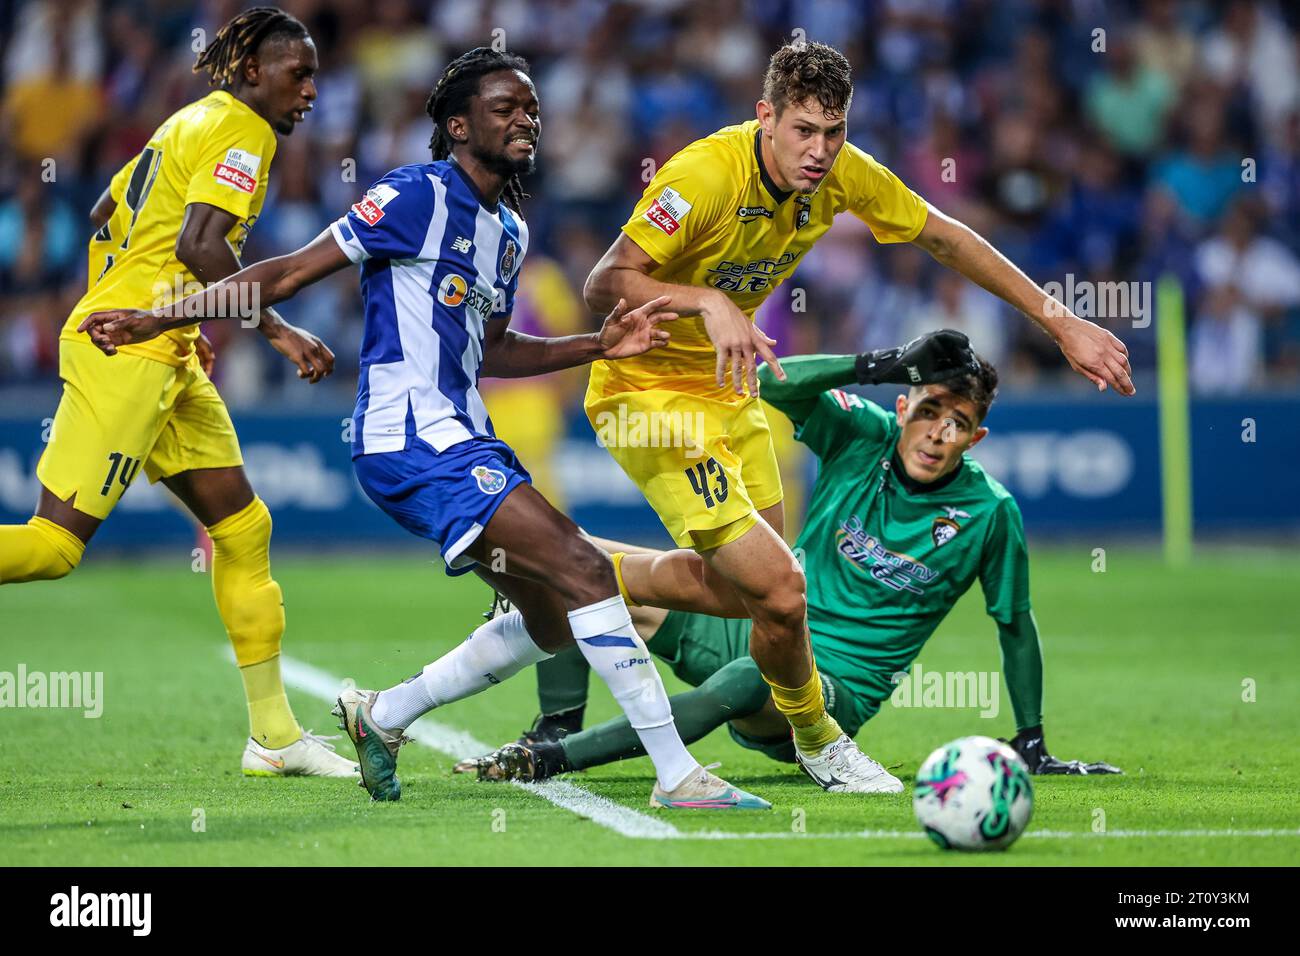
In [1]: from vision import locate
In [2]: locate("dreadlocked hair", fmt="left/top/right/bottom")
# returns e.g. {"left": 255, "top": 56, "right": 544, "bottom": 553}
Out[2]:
{"left": 194, "top": 6, "right": 308, "bottom": 88}
{"left": 426, "top": 47, "right": 533, "bottom": 212}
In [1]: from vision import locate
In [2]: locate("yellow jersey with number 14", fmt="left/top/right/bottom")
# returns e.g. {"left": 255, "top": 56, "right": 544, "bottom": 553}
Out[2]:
{"left": 588, "top": 119, "right": 928, "bottom": 403}
{"left": 65, "top": 90, "right": 277, "bottom": 367}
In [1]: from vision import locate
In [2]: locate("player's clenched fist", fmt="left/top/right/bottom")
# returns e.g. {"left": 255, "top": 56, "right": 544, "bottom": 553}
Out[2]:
{"left": 77, "top": 309, "right": 165, "bottom": 354}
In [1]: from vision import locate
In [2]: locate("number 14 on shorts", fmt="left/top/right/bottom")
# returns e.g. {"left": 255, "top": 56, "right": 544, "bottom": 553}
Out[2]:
{"left": 101, "top": 451, "right": 142, "bottom": 497}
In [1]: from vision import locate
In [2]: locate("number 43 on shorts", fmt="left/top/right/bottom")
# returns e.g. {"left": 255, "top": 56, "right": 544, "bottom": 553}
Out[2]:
{"left": 685, "top": 457, "right": 729, "bottom": 509}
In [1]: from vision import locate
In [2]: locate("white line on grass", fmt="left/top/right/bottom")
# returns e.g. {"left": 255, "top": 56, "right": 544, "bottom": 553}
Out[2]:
{"left": 686, "top": 828, "right": 1300, "bottom": 841}
{"left": 279, "top": 655, "right": 1299, "bottom": 844}
{"left": 280, "top": 655, "right": 679, "bottom": 839}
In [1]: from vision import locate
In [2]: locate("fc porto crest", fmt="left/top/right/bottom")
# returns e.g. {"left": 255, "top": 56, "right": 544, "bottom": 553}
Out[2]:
{"left": 500, "top": 239, "right": 518, "bottom": 281}
{"left": 795, "top": 196, "right": 812, "bottom": 229}
{"left": 931, "top": 507, "right": 971, "bottom": 547}
{"left": 472, "top": 465, "right": 507, "bottom": 495}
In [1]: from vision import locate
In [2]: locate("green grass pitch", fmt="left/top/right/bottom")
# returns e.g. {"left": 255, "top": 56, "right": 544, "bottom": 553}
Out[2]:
{"left": 1, "top": 547, "right": 1296, "bottom": 866}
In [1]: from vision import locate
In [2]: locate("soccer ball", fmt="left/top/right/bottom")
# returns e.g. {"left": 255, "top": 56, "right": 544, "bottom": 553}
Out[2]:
{"left": 913, "top": 735, "right": 1033, "bottom": 851}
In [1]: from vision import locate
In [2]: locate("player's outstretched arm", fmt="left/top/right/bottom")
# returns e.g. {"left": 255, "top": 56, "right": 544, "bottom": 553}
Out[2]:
{"left": 758, "top": 330, "right": 981, "bottom": 423}
{"left": 480, "top": 296, "right": 677, "bottom": 378}
{"left": 911, "top": 205, "right": 1134, "bottom": 396}
{"left": 996, "top": 603, "right": 1122, "bottom": 774}
{"left": 996, "top": 609, "right": 1045, "bottom": 737}
{"left": 79, "top": 228, "right": 347, "bottom": 368}
{"left": 758, "top": 354, "right": 859, "bottom": 422}
{"left": 173, "top": 203, "right": 338, "bottom": 383}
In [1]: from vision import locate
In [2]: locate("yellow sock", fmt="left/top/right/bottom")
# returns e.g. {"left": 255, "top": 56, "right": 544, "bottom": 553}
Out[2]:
{"left": 764, "top": 668, "right": 843, "bottom": 756}
{"left": 209, "top": 498, "right": 299, "bottom": 749}
{"left": 611, "top": 551, "right": 639, "bottom": 606}
{"left": 239, "top": 656, "right": 300, "bottom": 749}
{"left": 0, "top": 516, "right": 85, "bottom": 584}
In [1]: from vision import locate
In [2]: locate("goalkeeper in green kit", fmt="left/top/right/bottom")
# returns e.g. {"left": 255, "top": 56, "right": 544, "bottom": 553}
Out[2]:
{"left": 455, "top": 330, "right": 1122, "bottom": 789}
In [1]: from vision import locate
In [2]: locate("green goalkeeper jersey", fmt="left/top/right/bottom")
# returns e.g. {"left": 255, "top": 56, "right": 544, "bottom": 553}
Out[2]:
{"left": 763, "top": 358, "right": 1033, "bottom": 731}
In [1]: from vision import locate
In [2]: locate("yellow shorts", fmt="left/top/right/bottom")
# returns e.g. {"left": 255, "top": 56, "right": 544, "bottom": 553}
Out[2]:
{"left": 36, "top": 339, "right": 243, "bottom": 520}
{"left": 584, "top": 384, "right": 784, "bottom": 550}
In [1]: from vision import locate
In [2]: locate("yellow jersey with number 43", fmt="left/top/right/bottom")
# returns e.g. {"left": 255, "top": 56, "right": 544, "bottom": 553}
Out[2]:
{"left": 590, "top": 119, "right": 928, "bottom": 402}
{"left": 66, "top": 90, "right": 277, "bottom": 367}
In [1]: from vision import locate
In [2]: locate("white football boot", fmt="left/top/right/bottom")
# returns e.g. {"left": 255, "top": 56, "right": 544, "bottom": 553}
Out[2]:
{"left": 241, "top": 729, "right": 361, "bottom": 778}
{"left": 650, "top": 763, "right": 771, "bottom": 810}
{"left": 795, "top": 734, "right": 904, "bottom": 793}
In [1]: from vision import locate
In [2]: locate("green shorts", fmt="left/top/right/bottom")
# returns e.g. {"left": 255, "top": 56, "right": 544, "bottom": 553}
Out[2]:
{"left": 650, "top": 610, "right": 864, "bottom": 764}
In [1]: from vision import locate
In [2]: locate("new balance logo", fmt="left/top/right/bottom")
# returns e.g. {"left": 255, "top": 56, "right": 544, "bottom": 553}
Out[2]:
{"left": 451, "top": 236, "right": 472, "bottom": 253}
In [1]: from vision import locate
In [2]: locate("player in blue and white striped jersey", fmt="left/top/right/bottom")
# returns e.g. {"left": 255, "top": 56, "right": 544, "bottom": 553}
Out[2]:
{"left": 330, "top": 158, "right": 529, "bottom": 458}
{"left": 82, "top": 47, "right": 769, "bottom": 811}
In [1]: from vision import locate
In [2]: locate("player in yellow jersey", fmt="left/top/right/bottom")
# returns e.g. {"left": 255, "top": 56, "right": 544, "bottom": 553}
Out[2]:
{"left": 583, "top": 41, "right": 1135, "bottom": 790}
{"left": 0, "top": 8, "right": 351, "bottom": 778}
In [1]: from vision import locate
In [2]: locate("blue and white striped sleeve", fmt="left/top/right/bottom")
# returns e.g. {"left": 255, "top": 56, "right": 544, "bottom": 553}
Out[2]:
{"left": 330, "top": 166, "right": 433, "bottom": 263}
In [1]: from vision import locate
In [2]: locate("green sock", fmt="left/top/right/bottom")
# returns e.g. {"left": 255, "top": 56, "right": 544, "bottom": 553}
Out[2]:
{"left": 537, "top": 645, "right": 591, "bottom": 715}
{"left": 561, "top": 657, "right": 771, "bottom": 771}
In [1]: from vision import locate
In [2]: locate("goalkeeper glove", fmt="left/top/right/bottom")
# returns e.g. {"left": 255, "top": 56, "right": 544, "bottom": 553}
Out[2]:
{"left": 855, "top": 329, "right": 980, "bottom": 387}
{"left": 1001, "top": 726, "right": 1124, "bottom": 775}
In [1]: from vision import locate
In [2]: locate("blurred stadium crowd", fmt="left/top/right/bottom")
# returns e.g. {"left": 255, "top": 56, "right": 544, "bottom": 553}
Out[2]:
{"left": 2, "top": 0, "right": 1300, "bottom": 407}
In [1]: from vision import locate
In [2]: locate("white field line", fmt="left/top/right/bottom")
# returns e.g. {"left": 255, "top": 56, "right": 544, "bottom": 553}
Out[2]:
{"left": 280, "top": 655, "right": 679, "bottom": 839}
{"left": 279, "top": 656, "right": 1300, "bottom": 844}
{"left": 684, "top": 828, "right": 1300, "bottom": 841}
